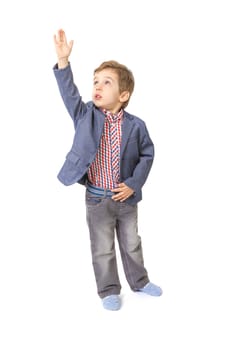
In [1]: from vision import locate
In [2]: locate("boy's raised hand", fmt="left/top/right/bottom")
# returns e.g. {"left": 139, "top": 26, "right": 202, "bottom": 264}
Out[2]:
{"left": 53, "top": 29, "right": 74, "bottom": 67}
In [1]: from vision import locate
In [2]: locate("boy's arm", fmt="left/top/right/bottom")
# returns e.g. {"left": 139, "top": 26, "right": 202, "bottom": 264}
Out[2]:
{"left": 124, "top": 125, "right": 154, "bottom": 193}
{"left": 53, "top": 64, "right": 87, "bottom": 127}
{"left": 53, "top": 29, "right": 87, "bottom": 127}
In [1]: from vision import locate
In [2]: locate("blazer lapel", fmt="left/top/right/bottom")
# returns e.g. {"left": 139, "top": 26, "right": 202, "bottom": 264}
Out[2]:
{"left": 120, "top": 114, "right": 134, "bottom": 158}
{"left": 93, "top": 107, "right": 105, "bottom": 139}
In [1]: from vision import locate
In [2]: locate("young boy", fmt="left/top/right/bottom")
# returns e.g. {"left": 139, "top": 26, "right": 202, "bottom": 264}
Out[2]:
{"left": 53, "top": 29, "right": 162, "bottom": 310}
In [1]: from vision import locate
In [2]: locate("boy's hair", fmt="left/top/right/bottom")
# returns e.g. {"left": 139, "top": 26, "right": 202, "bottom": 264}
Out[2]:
{"left": 94, "top": 60, "right": 134, "bottom": 108}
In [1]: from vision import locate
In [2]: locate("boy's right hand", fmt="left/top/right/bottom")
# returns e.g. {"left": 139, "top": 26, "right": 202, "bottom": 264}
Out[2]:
{"left": 53, "top": 29, "right": 74, "bottom": 68}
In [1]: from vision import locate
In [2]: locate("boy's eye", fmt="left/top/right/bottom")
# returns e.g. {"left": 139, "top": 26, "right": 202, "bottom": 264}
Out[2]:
{"left": 104, "top": 80, "right": 111, "bottom": 85}
{"left": 94, "top": 81, "right": 98, "bottom": 85}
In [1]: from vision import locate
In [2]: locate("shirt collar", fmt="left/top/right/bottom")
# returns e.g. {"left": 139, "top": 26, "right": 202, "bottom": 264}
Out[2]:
{"left": 102, "top": 108, "right": 123, "bottom": 123}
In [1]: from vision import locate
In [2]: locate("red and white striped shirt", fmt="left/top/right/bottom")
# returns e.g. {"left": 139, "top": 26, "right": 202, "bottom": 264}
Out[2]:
{"left": 87, "top": 109, "right": 123, "bottom": 189}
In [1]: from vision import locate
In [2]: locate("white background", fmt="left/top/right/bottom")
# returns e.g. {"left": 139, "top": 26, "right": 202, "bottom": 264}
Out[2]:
{"left": 0, "top": 0, "right": 232, "bottom": 349}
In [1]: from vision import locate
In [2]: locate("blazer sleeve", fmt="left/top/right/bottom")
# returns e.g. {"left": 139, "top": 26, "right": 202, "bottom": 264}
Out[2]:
{"left": 53, "top": 63, "right": 87, "bottom": 129}
{"left": 124, "top": 123, "right": 154, "bottom": 194}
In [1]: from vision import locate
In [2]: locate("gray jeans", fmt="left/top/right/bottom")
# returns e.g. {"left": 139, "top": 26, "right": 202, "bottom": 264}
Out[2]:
{"left": 85, "top": 190, "right": 149, "bottom": 298}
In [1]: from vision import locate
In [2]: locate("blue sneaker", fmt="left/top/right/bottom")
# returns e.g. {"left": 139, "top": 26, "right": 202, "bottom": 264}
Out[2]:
{"left": 138, "top": 282, "right": 163, "bottom": 296}
{"left": 102, "top": 295, "right": 121, "bottom": 311}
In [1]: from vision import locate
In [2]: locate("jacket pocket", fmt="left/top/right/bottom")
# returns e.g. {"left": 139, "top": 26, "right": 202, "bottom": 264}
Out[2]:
{"left": 66, "top": 150, "right": 80, "bottom": 165}
{"left": 127, "top": 136, "right": 138, "bottom": 144}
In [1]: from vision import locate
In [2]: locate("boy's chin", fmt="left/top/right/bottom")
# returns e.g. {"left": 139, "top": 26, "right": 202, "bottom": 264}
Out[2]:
{"left": 93, "top": 100, "right": 103, "bottom": 108}
{"left": 94, "top": 102, "right": 108, "bottom": 110}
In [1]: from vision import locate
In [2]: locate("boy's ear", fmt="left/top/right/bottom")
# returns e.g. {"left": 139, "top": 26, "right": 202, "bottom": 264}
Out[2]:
{"left": 119, "top": 91, "right": 130, "bottom": 103}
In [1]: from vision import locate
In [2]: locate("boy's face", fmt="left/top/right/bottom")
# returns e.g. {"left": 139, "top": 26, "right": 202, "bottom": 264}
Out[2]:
{"left": 92, "top": 68, "right": 129, "bottom": 114}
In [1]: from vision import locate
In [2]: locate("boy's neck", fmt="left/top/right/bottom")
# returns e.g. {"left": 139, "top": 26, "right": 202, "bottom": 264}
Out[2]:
{"left": 101, "top": 107, "right": 123, "bottom": 116}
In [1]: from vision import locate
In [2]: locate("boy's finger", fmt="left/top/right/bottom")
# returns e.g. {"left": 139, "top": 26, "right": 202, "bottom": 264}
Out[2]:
{"left": 53, "top": 35, "right": 58, "bottom": 44}
{"left": 111, "top": 188, "right": 120, "bottom": 193}
{"left": 58, "top": 29, "right": 66, "bottom": 43}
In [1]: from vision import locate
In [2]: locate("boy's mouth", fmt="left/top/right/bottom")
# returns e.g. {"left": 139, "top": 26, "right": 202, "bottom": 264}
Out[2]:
{"left": 95, "top": 94, "right": 102, "bottom": 99}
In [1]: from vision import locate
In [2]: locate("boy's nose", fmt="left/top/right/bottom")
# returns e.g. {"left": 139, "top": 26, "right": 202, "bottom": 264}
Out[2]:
{"left": 96, "top": 84, "right": 102, "bottom": 90}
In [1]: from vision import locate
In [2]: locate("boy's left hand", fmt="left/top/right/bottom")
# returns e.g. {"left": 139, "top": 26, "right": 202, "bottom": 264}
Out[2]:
{"left": 111, "top": 183, "right": 134, "bottom": 202}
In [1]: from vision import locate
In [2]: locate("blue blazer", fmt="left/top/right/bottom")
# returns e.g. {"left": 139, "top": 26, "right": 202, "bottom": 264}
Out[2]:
{"left": 53, "top": 64, "right": 154, "bottom": 205}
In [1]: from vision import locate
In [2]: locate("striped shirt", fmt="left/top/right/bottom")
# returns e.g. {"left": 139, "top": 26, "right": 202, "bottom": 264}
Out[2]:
{"left": 87, "top": 109, "right": 123, "bottom": 189}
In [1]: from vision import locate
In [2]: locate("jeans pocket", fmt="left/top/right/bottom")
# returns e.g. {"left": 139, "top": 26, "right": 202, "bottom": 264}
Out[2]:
{"left": 85, "top": 195, "right": 104, "bottom": 207}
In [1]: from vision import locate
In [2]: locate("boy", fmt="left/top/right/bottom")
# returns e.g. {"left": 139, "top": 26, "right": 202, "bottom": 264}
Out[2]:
{"left": 53, "top": 29, "right": 162, "bottom": 311}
